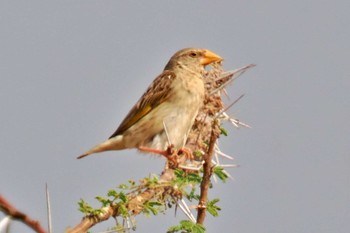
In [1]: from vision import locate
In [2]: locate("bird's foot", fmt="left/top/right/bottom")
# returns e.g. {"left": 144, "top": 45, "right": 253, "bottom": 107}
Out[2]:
{"left": 178, "top": 148, "right": 194, "bottom": 160}
{"left": 167, "top": 147, "right": 195, "bottom": 169}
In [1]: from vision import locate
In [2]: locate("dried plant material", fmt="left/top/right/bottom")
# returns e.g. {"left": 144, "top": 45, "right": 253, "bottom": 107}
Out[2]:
{"left": 186, "top": 62, "right": 225, "bottom": 156}
{"left": 185, "top": 63, "right": 255, "bottom": 166}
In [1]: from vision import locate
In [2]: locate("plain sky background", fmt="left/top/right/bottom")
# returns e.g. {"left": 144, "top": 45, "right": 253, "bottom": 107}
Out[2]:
{"left": 1, "top": 1, "right": 349, "bottom": 232}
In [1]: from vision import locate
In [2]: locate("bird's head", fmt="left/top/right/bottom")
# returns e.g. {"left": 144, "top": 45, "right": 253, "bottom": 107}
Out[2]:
{"left": 164, "top": 48, "right": 223, "bottom": 72}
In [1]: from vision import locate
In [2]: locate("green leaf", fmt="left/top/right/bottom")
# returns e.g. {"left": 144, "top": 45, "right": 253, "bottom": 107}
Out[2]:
{"left": 128, "top": 179, "right": 136, "bottom": 188}
{"left": 193, "top": 150, "right": 204, "bottom": 159}
{"left": 78, "top": 199, "right": 93, "bottom": 214}
{"left": 144, "top": 175, "right": 160, "bottom": 187}
{"left": 118, "top": 183, "right": 129, "bottom": 189}
{"left": 78, "top": 199, "right": 104, "bottom": 215}
{"left": 213, "top": 166, "right": 229, "bottom": 183}
{"left": 207, "top": 198, "right": 221, "bottom": 217}
{"left": 119, "top": 192, "right": 128, "bottom": 203}
{"left": 95, "top": 196, "right": 110, "bottom": 206}
{"left": 187, "top": 173, "right": 202, "bottom": 183}
{"left": 117, "top": 203, "right": 129, "bottom": 217}
{"left": 174, "top": 169, "right": 202, "bottom": 184}
{"left": 107, "top": 189, "right": 118, "bottom": 198}
{"left": 220, "top": 127, "right": 228, "bottom": 136}
{"left": 167, "top": 220, "right": 205, "bottom": 233}
{"left": 143, "top": 201, "right": 162, "bottom": 216}
{"left": 186, "top": 187, "right": 200, "bottom": 201}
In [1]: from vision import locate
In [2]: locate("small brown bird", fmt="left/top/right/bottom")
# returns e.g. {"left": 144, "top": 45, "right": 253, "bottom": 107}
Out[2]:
{"left": 78, "top": 48, "right": 222, "bottom": 159}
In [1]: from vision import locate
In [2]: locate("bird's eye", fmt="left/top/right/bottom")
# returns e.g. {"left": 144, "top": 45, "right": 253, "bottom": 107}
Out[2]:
{"left": 189, "top": 52, "right": 197, "bottom": 57}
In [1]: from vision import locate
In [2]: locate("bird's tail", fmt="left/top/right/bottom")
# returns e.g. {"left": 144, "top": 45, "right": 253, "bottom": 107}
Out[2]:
{"left": 77, "top": 136, "right": 124, "bottom": 159}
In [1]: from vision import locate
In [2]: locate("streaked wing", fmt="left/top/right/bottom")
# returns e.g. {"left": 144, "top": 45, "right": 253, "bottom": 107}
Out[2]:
{"left": 109, "top": 70, "right": 176, "bottom": 138}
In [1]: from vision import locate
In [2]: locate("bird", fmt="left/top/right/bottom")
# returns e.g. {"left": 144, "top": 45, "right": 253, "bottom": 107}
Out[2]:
{"left": 78, "top": 48, "right": 223, "bottom": 159}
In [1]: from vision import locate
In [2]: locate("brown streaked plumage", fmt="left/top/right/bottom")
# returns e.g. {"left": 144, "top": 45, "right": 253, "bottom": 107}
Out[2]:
{"left": 78, "top": 48, "right": 222, "bottom": 159}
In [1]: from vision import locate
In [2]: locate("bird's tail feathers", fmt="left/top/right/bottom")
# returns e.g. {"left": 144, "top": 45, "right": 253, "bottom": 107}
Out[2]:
{"left": 77, "top": 136, "right": 124, "bottom": 159}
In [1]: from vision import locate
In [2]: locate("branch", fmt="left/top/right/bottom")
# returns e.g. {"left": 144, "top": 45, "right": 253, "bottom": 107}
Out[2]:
{"left": 67, "top": 169, "right": 176, "bottom": 233}
{"left": 67, "top": 205, "right": 115, "bottom": 233}
{"left": 196, "top": 123, "right": 219, "bottom": 224}
{"left": 0, "top": 195, "right": 47, "bottom": 233}
{"left": 191, "top": 63, "right": 254, "bottom": 225}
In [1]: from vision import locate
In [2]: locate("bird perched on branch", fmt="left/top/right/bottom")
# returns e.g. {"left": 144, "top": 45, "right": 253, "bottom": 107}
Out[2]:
{"left": 78, "top": 48, "right": 223, "bottom": 159}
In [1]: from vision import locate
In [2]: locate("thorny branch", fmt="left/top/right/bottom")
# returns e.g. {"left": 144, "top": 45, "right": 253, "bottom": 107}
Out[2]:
{"left": 190, "top": 62, "right": 253, "bottom": 225}
{"left": 196, "top": 123, "right": 220, "bottom": 225}
{"left": 67, "top": 169, "right": 177, "bottom": 233}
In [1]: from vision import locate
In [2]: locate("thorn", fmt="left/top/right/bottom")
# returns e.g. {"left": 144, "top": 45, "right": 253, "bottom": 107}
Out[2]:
{"left": 214, "top": 144, "right": 234, "bottom": 160}
{"left": 177, "top": 199, "right": 196, "bottom": 223}
{"left": 179, "top": 160, "right": 204, "bottom": 171}
{"left": 163, "top": 120, "right": 172, "bottom": 146}
{"left": 0, "top": 216, "right": 11, "bottom": 232}
{"left": 46, "top": 183, "right": 52, "bottom": 233}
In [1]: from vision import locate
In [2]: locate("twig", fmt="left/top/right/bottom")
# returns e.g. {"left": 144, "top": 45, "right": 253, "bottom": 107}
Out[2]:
{"left": 0, "top": 195, "right": 47, "bottom": 233}
{"left": 67, "top": 205, "right": 116, "bottom": 233}
{"left": 67, "top": 169, "right": 176, "bottom": 233}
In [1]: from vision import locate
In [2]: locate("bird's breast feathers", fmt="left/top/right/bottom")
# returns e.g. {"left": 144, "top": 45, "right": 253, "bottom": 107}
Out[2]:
{"left": 168, "top": 73, "right": 205, "bottom": 107}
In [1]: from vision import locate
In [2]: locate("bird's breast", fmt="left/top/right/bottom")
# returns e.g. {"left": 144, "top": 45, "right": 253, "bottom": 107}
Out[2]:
{"left": 169, "top": 74, "right": 205, "bottom": 107}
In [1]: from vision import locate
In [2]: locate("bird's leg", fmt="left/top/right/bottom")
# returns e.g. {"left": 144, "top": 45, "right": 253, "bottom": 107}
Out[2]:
{"left": 139, "top": 145, "right": 183, "bottom": 169}
{"left": 138, "top": 145, "right": 175, "bottom": 158}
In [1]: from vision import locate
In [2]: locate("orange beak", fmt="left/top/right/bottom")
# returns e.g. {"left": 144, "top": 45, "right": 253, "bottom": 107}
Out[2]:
{"left": 200, "top": 49, "right": 223, "bottom": 65}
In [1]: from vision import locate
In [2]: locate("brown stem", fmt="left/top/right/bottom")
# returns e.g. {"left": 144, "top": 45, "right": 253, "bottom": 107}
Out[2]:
{"left": 0, "top": 195, "right": 47, "bottom": 233}
{"left": 67, "top": 169, "right": 175, "bottom": 233}
{"left": 196, "top": 123, "right": 219, "bottom": 225}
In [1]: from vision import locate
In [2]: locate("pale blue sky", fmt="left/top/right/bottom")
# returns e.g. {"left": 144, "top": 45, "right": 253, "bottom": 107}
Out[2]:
{"left": 1, "top": 1, "right": 349, "bottom": 232}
